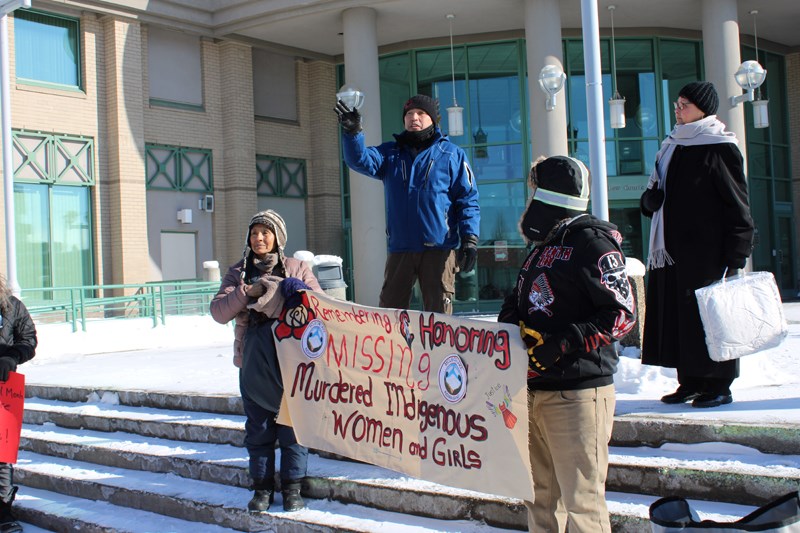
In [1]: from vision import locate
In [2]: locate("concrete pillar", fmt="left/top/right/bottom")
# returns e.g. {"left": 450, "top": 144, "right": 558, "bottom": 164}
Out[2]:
{"left": 218, "top": 41, "right": 257, "bottom": 265}
{"left": 524, "top": 0, "right": 569, "bottom": 159}
{"left": 102, "top": 17, "right": 149, "bottom": 287}
{"left": 702, "top": 0, "right": 747, "bottom": 164}
{"left": 342, "top": 7, "right": 386, "bottom": 307}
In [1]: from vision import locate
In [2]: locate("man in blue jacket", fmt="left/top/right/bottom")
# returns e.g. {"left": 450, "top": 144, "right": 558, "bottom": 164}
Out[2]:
{"left": 335, "top": 94, "right": 480, "bottom": 314}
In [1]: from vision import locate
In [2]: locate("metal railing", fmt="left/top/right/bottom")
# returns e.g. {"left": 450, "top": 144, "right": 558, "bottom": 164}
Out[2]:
{"left": 22, "top": 280, "right": 220, "bottom": 332}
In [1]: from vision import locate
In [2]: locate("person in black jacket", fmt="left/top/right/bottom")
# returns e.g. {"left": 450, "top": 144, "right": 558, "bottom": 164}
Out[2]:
{"left": 0, "top": 276, "right": 37, "bottom": 533}
{"left": 639, "top": 81, "right": 754, "bottom": 408}
{"left": 499, "top": 156, "right": 636, "bottom": 533}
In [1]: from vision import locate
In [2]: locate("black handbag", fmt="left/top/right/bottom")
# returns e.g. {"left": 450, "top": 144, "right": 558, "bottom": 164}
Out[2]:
{"left": 650, "top": 491, "right": 800, "bottom": 532}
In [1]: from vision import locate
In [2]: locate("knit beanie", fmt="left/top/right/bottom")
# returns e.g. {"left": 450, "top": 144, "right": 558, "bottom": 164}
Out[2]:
{"left": 679, "top": 81, "right": 719, "bottom": 116}
{"left": 402, "top": 95, "right": 439, "bottom": 125}
{"left": 519, "top": 156, "right": 590, "bottom": 243}
{"left": 242, "top": 209, "right": 288, "bottom": 275}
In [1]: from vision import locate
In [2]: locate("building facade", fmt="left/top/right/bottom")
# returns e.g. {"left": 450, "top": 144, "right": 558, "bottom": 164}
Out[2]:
{"left": 0, "top": 0, "right": 797, "bottom": 312}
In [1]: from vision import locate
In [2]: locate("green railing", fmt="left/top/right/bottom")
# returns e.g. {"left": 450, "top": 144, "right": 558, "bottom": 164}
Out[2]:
{"left": 22, "top": 280, "right": 220, "bottom": 332}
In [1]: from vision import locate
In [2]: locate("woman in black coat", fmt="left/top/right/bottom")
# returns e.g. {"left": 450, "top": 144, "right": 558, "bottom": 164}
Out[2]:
{"left": 640, "top": 81, "right": 754, "bottom": 408}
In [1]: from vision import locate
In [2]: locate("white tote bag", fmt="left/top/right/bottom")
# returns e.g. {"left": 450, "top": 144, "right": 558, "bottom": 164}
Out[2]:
{"left": 695, "top": 270, "right": 788, "bottom": 362}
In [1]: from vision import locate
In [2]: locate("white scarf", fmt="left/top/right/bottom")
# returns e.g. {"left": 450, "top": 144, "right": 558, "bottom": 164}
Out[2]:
{"left": 646, "top": 115, "right": 738, "bottom": 270}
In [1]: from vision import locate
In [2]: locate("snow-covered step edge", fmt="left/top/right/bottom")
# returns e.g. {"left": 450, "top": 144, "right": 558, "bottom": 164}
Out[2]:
{"left": 24, "top": 398, "right": 244, "bottom": 446}
{"left": 15, "top": 486, "right": 239, "bottom": 533}
{"left": 14, "top": 463, "right": 760, "bottom": 533}
{"left": 24, "top": 419, "right": 800, "bottom": 478}
{"left": 22, "top": 422, "right": 800, "bottom": 489}
{"left": 26, "top": 385, "right": 243, "bottom": 415}
{"left": 613, "top": 415, "right": 800, "bottom": 455}
{"left": 20, "top": 422, "right": 787, "bottom": 527}
{"left": 15, "top": 454, "right": 760, "bottom": 533}
{"left": 15, "top": 456, "right": 518, "bottom": 533}
{"left": 28, "top": 385, "right": 800, "bottom": 455}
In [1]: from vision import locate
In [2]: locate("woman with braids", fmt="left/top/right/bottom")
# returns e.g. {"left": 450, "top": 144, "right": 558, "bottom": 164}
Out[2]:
{"left": 210, "top": 210, "right": 321, "bottom": 513}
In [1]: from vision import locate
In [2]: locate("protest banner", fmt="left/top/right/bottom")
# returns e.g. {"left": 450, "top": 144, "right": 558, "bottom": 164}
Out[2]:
{"left": 272, "top": 291, "right": 533, "bottom": 501}
{"left": 0, "top": 371, "right": 25, "bottom": 463}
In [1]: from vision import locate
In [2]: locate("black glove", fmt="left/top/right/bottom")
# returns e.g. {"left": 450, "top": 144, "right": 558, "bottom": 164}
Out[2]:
{"left": 0, "top": 356, "right": 17, "bottom": 382}
{"left": 334, "top": 100, "right": 362, "bottom": 134}
{"left": 640, "top": 186, "right": 665, "bottom": 215}
{"left": 280, "top": 277, "right": 311, "bottom": 299}
{"left": 457, "top": 234, "right": 478, "bottom": 272}
{"left": 519, "top": 322, "right": 579, "bottom": 374}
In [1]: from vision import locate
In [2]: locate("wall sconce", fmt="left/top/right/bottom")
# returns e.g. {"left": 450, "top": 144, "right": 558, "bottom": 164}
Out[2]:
{"left": 730, "top": 11, "right": 768, "bottom": 128}
{"left": 446, "top": 14, "right": 463, "bottom": 136}
{"left": 538, "top": 64, "right": 566, "bottom": 111}
{"left": 730, "top": 60, "right": 766, "bottom": 107}
{"left": 607, "top": 5, "right": 626, "bottom": 129}
{"left": 177, "top": 209, "right": 192, "bottom": 224}
{"left": 336, "top": 84, "right": 365, "bottom": 110}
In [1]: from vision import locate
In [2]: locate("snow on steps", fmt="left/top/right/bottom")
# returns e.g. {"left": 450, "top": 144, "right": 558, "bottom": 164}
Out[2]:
{"left": 21, "top": 408, "right": 800, "bottom": 508}
{"left": 18, "top": 386, "right": 800, "bottom": 532}
{"left": 14, "top": 455, "right": 509, "bottom": 533}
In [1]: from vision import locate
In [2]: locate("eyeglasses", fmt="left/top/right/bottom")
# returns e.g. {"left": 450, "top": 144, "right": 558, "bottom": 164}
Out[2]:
{"left": 673, "top": 100, "right": 693, "bottom": 111}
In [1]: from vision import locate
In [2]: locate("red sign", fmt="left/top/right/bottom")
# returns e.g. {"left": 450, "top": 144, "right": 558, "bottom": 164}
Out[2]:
{"left": 0, "top": 371, "right": 25, "bottom": 463}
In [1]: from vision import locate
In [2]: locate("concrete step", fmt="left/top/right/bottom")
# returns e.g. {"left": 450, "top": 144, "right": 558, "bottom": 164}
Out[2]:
{"left": 608, "top": 442, "right": 800, "bottom": 506}
{"left": 23, "top": 398, "right": 245, "bottom": 447}
{"left": 13, "top": 452, "right": 759, "bottom": 533}
{"left": 15, "top": 486, "right": 237, "bottom": 533}
{"left": 21, "top": 385, "right": 795, "bottom": 532}
{"left": 19, "top": 418, "right": 799, "bottom": 527}
{"left": 18, "top": 423, "right": 522, "bottom": 528}
{"left": 26, "top": 384, "right": 243, "bottom": 415}
{"left": 28, "top": 384, "right": 800, "bottom": 455}
{"left": 22, "top": 400, "right": 800, "bottom": 509}
{"left": 15, "top": 453, "right": 518, "bottom": 533}
{"left": 612, "top": 414, "right": 800, "bottom": 455}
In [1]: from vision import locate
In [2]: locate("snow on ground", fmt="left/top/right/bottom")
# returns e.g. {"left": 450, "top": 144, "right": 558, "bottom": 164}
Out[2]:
{"left": 11, "top": 302, "right": 800, "bottom": 531}
{"left": 25, "top": 302, "right": 800, "bottom": 425}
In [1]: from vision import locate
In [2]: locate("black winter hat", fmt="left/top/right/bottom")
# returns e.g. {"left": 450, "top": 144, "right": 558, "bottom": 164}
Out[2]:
{"left": 679, "top": 81, "right": 719, "bottom": 116}
{"left": 532, "top": 156, "right": 590, "bottom": 209}
{"left": 519, "top": 156, "right": 590, "bottom": 243}
{"left": 402, "top": 95, "right": 439, "bottom": 125}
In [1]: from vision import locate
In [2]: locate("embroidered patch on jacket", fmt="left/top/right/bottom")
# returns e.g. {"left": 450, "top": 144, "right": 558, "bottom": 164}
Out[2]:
{"left": 598, "top": 251, "right": 634, "bottom": 309}
{"left": 527, "top": 273, "right": 554, "bottom": 317}
{"left": 536, "top": 246, "right": 573, "bottom": 269}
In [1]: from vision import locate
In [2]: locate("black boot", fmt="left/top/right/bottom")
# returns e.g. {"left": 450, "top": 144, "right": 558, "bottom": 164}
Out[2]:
{"left": 0, "top": 487, "right": 22, "bottom": 533}
{"left": 247, "top": 479, "right": 274, "bottom": 513}
{"left": 281, "top": 479, "right": 305, "bottom": 512}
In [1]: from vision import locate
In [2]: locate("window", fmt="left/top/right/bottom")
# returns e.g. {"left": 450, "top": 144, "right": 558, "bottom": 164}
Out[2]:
{"left": 369, "top": 41, "right": 530, "bottom": 312}
{"left": 146, "top": 144, "right": 213, "bottom": 192}
{"left": 741, "top": 47, "right": 793, "bottom": 290}
{"left": 256, "top": 155, "right": 307, "bottom": 254}
{"left": 14, "top": 9, "right": 80, "bottom": 89}
{"left": 252, "top": 49, "right": 297, "bottom": 121}
{"left": 12, "top": 130, "right": 94, "bottom": 297}
{"left": 256, "top": 155, "right": 306, "bottom": 198}
{"left": 147, "top": 27, "right": 203, "bottom": 108}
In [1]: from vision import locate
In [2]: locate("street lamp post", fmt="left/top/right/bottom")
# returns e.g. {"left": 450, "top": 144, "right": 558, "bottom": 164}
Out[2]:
{"left": 1, "top": 0, "right": 30, "bottom": 296}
